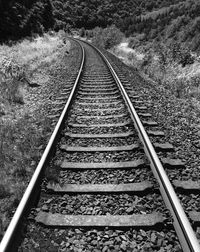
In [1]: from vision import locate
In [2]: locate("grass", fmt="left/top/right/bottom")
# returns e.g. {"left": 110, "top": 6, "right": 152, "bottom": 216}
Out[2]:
{"left": 0, "top": 31, "right": 70, "bottom": 104}
{"left": 0, "top": 113, "right": 52, "bottom": 239}
{"left": 0, "top": 31, "right": 71, "bottom": 239}
{"left": 111, "top": 39, "right": 200, "bottom": 101}
{"left": 0, "top": 31, "right": 69, "bottom": 68}
{"left": 0, "top": 114, "right": 51, "bottom": 195}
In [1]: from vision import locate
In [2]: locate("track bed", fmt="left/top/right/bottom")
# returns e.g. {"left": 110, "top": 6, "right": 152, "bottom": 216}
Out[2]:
{"left": 1, "top": 39, "right": 200, "bottom": 252}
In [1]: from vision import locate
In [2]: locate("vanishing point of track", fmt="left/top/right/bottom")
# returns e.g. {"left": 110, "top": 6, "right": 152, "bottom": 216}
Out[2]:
{"left": 0, "top": 39, "right": 200, "bottom": 251}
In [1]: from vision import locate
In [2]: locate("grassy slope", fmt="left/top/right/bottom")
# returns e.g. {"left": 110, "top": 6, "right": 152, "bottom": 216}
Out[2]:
{"left": 111, "top": 38, "right": 200, "bottom": 106}
{"left": 0, "top": 31, "right": 75, "bottom": 238}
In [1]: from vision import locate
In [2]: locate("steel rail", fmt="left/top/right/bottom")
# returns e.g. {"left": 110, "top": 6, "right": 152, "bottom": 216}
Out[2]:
{"left": 0, "top": 40, "right": 85, "bottom": 252}
{"left": 79, "top": 40, "right": 200, "bottom": 252}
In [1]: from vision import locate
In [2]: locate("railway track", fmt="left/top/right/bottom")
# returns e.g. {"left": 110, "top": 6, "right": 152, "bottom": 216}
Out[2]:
{"left": 1, "top": 39, "right": 200, "bottom": 251}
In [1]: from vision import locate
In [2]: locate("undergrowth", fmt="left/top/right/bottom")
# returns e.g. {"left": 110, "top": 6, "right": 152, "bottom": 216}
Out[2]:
{"left": 0, "top": 31, "right": 70, "bottom": 107}
{"left": 0, "top": 114, "right": 52, "bottom": 233}
{"left": 112, "top": 39, "right": 200, "bottom": 100}
{"left": 0, "top": 31, "right": 70, "bottom": 238}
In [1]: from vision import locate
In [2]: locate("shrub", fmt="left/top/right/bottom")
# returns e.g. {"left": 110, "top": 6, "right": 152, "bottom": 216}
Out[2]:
{"left": 92, "top": 25, "right": 124, "bottom": 49}
{"left": 0, "top": 113, "right": 52, "bottom": 207}
{"left": 86, "top": 30, "right": 93, "bottom": 39}
{"left": 128, "top": 37, "right": 140, "bottom": 49}
{"left": 190, "top": 34, "right": 200, "bottom": 51}
{"left": 80, "top": 27, "right": 86, "bottom": 37}
{"left": 0, "top": 184, "right": 10, "bottom": 199}
{"left": 0, "top": 57, "right": 26, "bottom": 104}
{"left": 141, "top": 52, "right": 153, "bottom": 68}
{"left": 1, "top": 80, "right": 25, "bottom": 104}
{"left": 174, "top": 77, "right": 189, "bottom": 98}
{"left": 178, "top": 49, "right": 195, "bottom": 67}
{"left": 167, "top": 42, "right": 195, "bottom": 66}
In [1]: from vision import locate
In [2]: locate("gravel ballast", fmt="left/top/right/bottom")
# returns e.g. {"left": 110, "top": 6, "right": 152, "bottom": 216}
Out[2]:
{"left": 38, "top": 193, "right": 165, "bottom": 215}
{"left": 59, "top": 168, "right": 154, "bottom": 184}
{"left": 19, "top": 225, "right": 182, "bottom": 252}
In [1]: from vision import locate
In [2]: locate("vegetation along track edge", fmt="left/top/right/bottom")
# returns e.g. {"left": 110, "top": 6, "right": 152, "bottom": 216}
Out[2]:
{"left": 0, "top": 38, "right": 200, "bottom": 251}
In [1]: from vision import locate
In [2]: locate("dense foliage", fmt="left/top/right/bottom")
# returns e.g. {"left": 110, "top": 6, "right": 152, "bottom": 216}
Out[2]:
{"left": 121, "top": 0, "right": 200, "bottom": 51}
{"left": 1, "top": 0, "right": 200, "bottom": 51}
{"left": 92, "top": 25, "right": 124, "bottom": 49}
{"left": 0, "top": 0, "right": 54, "bottom": 42}
{"left": 51, "top": 0, "right": 182, "bottom": 30}
{"left": 0, "top": 0, "right": 183, "bottom": 42}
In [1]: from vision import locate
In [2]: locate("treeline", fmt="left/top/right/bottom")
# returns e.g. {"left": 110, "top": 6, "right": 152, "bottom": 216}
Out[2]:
{"left": 121, "top": 0, "right": 200, "bottom": 51}
{"left": 0, "top": 0, "right": 182, "bottom": 42}
{"left": 1, "top": 0, "right": 200, "bottom": 52}
{"left": 52, "top": 0, "right": 182, "bottom": 30}
{"left": 0, "top": 0, "right": 54, "bottom": 42}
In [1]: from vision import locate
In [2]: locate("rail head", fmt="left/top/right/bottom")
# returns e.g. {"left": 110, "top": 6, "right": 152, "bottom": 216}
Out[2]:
{"left": 79, "top": 39, "right": 200, "bottom": 252}
{"left": 0, "top": 39, "right": 85, "bottom": 252}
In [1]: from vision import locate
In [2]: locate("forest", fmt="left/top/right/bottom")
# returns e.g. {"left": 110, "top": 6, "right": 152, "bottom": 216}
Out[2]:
{"left": 0, "top": 0, "right": 200, "bottom": 51}
{"left": 0, "top": 0, "right": 54, "bottom": 41}
{"left": 119, "top": 0, "right": 200, "bottom": 51}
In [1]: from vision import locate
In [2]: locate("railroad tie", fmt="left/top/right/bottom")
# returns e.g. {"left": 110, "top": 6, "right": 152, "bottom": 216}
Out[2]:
{"left": 35, "top": 212, "right": 164, "bottom": 227}
{"left": 147, "top": 130, "right": 165, "bottom": 137}
{"left": 64, "top": 131, "right": 134, "bottom": 138}
{"left": 173, "top": 180, "right": 200, "bottom": 191}
{"left": 47, "top": 181, "right": 153, "bottom": 193}
{"left": 60, "top": 143, "right": 140, "bottom": 152}
{"left": 60, "top": 160, "right": 146, "bottom": 170}
{"left": 142, "top": 121, "right": 158, "bottom": 126}
{"left": 68, "top": 121, "right": 132, "bottom": 128}
{"left": 134, "top": 106, "right": 148, "bottom": 110}
{"left": 153, "top": 143, "right": 174, "bottom": 152}
{"left": 162, "top": 158, "right": 185, "bottom": 169}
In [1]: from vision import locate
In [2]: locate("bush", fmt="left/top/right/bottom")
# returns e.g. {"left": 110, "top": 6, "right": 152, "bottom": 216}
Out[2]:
{"left": 173, "top": 77, "right": 189, "bottom": 98}
{"left": 0, "top": 184, "right": 10, "bottom": 199}
{"left": 0, "top": 57, "right": 26, "bottom": 104}
{"left": 92, "top": 25, "right": 124, "bottom": 49}
{"left": 177, "top": 48, "right": 195, "bottom": 67}
{"left": 190, "top": 34, "right": 200, "bottom": 51}
{"left": 1, "top": 79, "right": 25, "bottom": 104}
{"left": 141, "top": 50, "right": 153, "bottom": 67}
{"left": 128, "top": 37, "right": 140, "bottom": 49}
{"left": 167, "top": 42, "right": 195, "bottom": 66}
{"left": 80, "top": 27, "right": 86, "bottom": 37}
{"left": 0, "top": 113, "right": 51, "bottom": 203}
